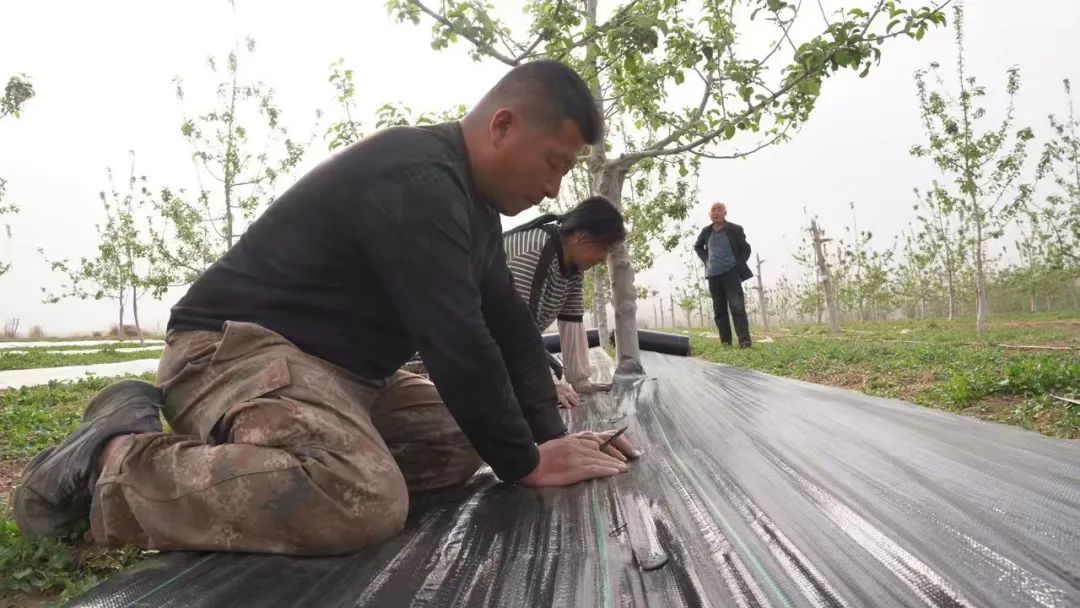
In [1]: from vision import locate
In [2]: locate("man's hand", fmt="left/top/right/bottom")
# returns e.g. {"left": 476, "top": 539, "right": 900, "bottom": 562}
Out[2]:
{"left": 573, "top": 381, "right": 612, "bottom": 395}
{"left": 577, "top": 428, "right": 641, "bottom": 462}
{"left": 520, "top": 433, "right": 631, "bottom": 488}
{"left": 555, "top": 382, "right": 581, "bottom": 408}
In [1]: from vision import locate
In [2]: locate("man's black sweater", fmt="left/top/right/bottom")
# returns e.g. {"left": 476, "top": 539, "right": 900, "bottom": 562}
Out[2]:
{"left": 169, "top": 122, "right": 565, "bottom": 482}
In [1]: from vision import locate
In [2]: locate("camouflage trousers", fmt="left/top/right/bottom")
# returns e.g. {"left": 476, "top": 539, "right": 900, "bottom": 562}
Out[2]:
{"left": 90, "top": 321, "right": 482, "bottom": 555}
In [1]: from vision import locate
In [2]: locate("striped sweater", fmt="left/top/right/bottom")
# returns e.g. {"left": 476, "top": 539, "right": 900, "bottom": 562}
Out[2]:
{"left": 503, "top": 226, "right": 585, "bottom": 331}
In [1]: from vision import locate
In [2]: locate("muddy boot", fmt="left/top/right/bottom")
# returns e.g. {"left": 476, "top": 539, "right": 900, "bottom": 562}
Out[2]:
{"left": 12, "top": 379, "right": 163, "bottom": 537}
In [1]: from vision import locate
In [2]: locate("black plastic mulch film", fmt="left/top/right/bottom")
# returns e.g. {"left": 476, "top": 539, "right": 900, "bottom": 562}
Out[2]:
{"left": 69, "top": 351, "right": 1080, "bottom": 607}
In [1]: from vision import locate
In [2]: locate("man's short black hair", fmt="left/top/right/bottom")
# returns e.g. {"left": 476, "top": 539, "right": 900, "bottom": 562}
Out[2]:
{"left": 480, "top": 59, "right": 603, "bottom": 145}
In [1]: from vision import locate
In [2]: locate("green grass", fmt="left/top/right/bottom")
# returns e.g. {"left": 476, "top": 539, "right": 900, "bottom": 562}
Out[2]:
{"left": 775, "top": 316, "right": 1079, "bottom": 348}
{"left": 0, "top": 517, "right": 146, "bottom": 605}
{"left": 683, "top": 316, "right": 1080, "bottom": 438}
{"left": 1, "top": 373, "right": 156, "bottom": 605}
{"left": 0, "top": 348, "right": 163, "bottom": 372}
{"left": 0, "top": 335, "right": 165, "bottom": 344}
{"left": 0, "top": 341, "right": 159, "bottom": 351}
{"left": 0, "top": 374, "right": 156, "bottom": 460}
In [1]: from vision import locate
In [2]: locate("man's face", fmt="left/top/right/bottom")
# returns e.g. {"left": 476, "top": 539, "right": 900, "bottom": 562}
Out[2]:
{"left": 487, "top": 113, "right": 585, "bottom": 216}
{"left": 710, "top": 204, "right": 727, "bottom": 223}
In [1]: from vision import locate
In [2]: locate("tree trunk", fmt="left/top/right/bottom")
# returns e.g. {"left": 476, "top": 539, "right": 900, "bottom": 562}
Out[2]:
{"left": 810, "top": 220, "right": 841, "bottom": 335}
{"left": 132, "top": 285, "right": 144, "bottom": 344}
{"left": 947, "top": 278, "right": 955, "bottom": 320}
{"left": 653, "top": 302, "right": 658, "bottom": 328}
{"left": 659, "top": 297, "right": 665, "bottom": 328}
{"left": 223, "top": 52, "right": 240, "bottom": 249}
{"left": 599, "top": 165, "right": 638, "bottom": 362}
{"left": 692, "top": 263, "right": 705, "bottom": 328}
{"left": 669, "top": 296, "right": 676, "bottom": 330}
{"left": 975, "top": 229, "right": 987, "bottom": 336}
{"left": 117, "top": 286, "right": 126, "bottom": 342}
{"left": 814, "top": 289, "right": 822, "bottom": 324}
{"left": 593, "top": 266, "right": 609, "bottom": 347}
{"left": 754, "top": 253, "right": 769, "bottom": 331}
{"left": 945, "top": 266, "right": 956, "bottom": 321}
{"left": 1029, "top": 293, "right": 1036, "bottom": 313}
{"left": 582, "top": 0, "right": 636, "bottom": 363}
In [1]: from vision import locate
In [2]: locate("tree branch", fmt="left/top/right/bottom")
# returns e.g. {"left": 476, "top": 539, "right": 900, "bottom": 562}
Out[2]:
{"left": 865, "top": 0, "right": 888, "bottom": 28}
{"left": 757, "top": 0, "right": 803, "bottom": 67}
{"left": 626, "top": 67, "right": 810, "bottom": 162}
{"left": 157, "top": 247, "right": 207, "bottom": 275}
{"left": 494, "top": 29, "right": 522, "bottom": 58}
{"left": 404, "top": 0, "right": 519, "bottom": 66}
{"left": 552, "top": 0, "right": 646, "bottom": 62}
{"left": 771, "top": 6, "right": 801, "bottom": 54}
{"left": 517, "top": 32, "right": 546, "bottom": 61}
{"left": 687, "top": 125, "right": 794, "bottom": 160}
{"left": 815, "top": 0, "right": 832, "bottom": 27}
{"left": 628, "top": 3, "right": 950, "bottom": 164}
{"left": 640, "top": 70, "right": 716, "bottom": 154}
{"left": 516, "top": 0, "right": 563, "bottom": 61}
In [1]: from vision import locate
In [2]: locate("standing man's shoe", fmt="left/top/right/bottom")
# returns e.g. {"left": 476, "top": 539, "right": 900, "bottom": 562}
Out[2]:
{"left": 12, "top": 380, "right": 163, "bottom": 537}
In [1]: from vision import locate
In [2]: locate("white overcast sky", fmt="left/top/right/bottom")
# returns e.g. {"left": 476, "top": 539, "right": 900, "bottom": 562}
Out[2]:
{"left": 0, "top": 0, "right": 1077, "bottom": 335}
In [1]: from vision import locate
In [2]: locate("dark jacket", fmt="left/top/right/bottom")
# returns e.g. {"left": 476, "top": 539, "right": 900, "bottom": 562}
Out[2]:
{"left": 694, "top": 221, "right": 753, "bottom": 281}
{"left": 170, "top": 122, "right": 564, "bottom": 483}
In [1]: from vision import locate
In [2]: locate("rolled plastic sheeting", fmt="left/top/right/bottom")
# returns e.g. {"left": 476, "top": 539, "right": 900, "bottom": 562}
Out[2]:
{"left": 636, "top": 330, "right": 691, "bottom": 356}
{"left": 542, "top": 329, "right": 600, "bottom": 353}
{"left": 543, "top": 329, "right": 690, "bottom": 357}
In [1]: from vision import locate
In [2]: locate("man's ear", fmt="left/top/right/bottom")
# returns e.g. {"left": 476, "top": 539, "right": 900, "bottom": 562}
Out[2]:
{"left": 489, "top": 108, "right": 515, "bottom": 149}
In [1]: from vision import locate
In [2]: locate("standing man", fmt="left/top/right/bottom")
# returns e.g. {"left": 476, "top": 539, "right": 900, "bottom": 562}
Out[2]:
{"left": 694, "top": 202, "right": 753, "bottom": 348}
{"left": 15, "top": 59, "right": 638, "bottom": 556}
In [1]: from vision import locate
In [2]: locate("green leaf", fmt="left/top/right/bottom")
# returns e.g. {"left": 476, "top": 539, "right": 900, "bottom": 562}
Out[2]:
{"left": 724, "top": 123, "right": 736, "bottom": 139}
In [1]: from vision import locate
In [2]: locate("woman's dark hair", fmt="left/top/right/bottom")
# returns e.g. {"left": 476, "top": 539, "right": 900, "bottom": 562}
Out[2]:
{"left": 507, "top": 196, "right": 626, "bottom": 247}
{"left": 558, "top": 196, "right": 626, "bottom": 246}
